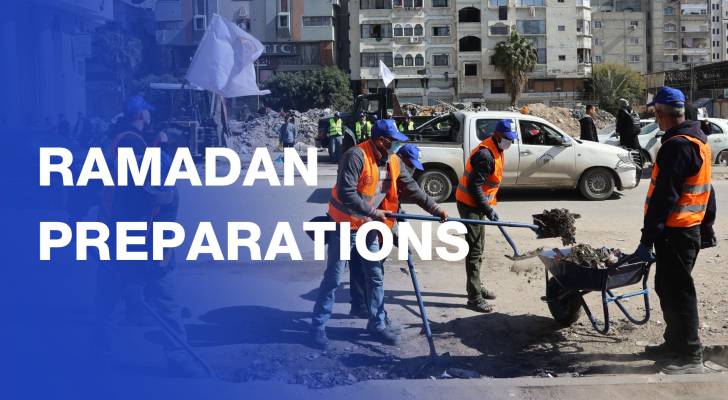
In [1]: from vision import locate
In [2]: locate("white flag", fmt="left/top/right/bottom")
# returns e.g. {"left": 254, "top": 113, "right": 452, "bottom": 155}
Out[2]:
{"left": 186, "top": 14, "right": 271, "bottom": 98}
{"left": 379, "top": 60, "right": 395, "bottom": 88}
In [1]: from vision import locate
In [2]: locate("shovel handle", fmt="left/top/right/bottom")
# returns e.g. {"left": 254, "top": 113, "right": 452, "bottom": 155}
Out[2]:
{"left": 385, "top": 212, "right": 539, "bottom": 231}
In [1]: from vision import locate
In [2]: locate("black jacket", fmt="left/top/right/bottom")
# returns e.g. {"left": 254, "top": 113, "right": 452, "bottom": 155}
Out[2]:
{"left": 616, "top": 107, "right": 639, "bottom": 148}
{"left": 641, "top": 120, "right": 716, "bottom": 246}
{"left": 579, "top": 115, "right": 598, "bottom": 142}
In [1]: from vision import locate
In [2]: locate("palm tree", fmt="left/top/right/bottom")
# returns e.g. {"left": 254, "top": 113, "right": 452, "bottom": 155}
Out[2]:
{"left": 492, "top": 31, "right": 537, "bottom": 107}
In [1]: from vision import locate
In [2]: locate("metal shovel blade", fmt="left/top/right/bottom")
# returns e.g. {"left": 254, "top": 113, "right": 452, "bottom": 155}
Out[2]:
{"left": 505, "top": 247, "right": 544, "bottom": 261}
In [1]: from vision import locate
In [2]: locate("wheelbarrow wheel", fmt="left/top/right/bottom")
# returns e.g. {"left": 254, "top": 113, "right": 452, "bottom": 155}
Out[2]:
{"left": 546, "top": 278, "right": 582, "bottom": 327}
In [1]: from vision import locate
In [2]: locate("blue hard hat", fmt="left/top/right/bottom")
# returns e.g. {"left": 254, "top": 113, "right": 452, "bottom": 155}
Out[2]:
{"left": 397, "top": 144, "right": 424, "bottom": 171}
{"left": 124, "top": 95, "right": 154, "bottom": 117}
{"left": 495, "top": 119, "right": 517, "bottom": 140}
{"left": 372, "top": 119, "right": 409, "bottom": 142}
{"left": 647, "top": 86, "right": 686, "bottom": 108}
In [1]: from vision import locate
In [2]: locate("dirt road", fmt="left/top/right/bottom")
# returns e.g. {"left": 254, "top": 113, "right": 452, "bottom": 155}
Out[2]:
{"left": 165, "top": 172, "right": 728, "bottom": 389}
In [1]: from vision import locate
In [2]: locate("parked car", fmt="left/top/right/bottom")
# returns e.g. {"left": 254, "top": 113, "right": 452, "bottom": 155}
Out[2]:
{"left": 600, "top": 118, "right": 728, "bottom": 165}
{"left": 408, "top": 111, "right": 641, "bottom": 202}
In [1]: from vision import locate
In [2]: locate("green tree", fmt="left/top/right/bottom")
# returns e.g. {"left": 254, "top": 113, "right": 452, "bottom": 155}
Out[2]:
{"left": 586, "top": 63, "right": 645, "bottom": 115}
{"left": 92, "top": 27, "right": 143, "bottom": 99}
{"left": 263, "top": 67, "right": 353, "bottom": 111}
{"left": 492, "top": 32, "right": 537, "bottom": 107}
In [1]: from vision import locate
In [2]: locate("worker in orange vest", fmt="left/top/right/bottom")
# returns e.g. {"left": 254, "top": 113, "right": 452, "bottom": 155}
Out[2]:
{"left": 310, "top": 119, "right": 448, "bottom": 349}
{"left": 634, "top": 86, "right": 716, "bottom": 374}
{"left": 455, "top": 119, "right": 517, "bottom": 314}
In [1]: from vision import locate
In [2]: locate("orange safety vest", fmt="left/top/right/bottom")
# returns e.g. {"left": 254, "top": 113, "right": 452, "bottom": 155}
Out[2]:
{"left": 328, "top": 140, "right": 401, "bottom": 230}
{"left": 455, "top": 137, "right": 504, "bottom": 208}
{"left": 644, "top": 134, "right": 712, "bottom": 228}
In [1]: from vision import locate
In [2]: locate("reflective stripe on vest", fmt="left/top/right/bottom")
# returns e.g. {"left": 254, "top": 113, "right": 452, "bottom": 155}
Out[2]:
{"left": 455, "top": 138, "right": 503, "bottom": 208}
{"left": 644, "top": 134, "right": 712, "bottom": 228}
{"left": 327, "top": 140, "right": 401, "bottom": 230}
{"left": 329, "top": 118, "right": 343, "bottom": 137}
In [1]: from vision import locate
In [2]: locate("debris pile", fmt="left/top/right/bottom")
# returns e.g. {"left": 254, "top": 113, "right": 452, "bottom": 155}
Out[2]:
{"left": 525, "top": 103, "right": 616, "bottom": 137}
{"left": 227, "top": 108, "right": 331, "bottom": 155}
{"left": 560, "top": 244, "right": 623, "bottom": 269}
{"left": 534, "top": 208, "right": 579, "bottom": 245}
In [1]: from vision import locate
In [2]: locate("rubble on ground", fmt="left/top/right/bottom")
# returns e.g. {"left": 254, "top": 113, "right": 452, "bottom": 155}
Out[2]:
{"left": 534, "top": 208, "right": 579, "bottom": 246}
{"left": 526, "top": 103, "right": 616, "bottom": 137}
{"left": 226, "top": 108, "right": 330, "bottom": 155}
{"left": 559, "top": 244, "right": 623, "bottom": 269}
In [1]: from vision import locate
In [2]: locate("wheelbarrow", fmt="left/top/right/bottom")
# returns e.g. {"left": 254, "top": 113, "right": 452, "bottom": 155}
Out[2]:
{"left": 538, "top": 248, "right": 652, "bottom": 334}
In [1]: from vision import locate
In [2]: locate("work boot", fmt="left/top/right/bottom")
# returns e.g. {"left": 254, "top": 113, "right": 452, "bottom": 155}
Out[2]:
{"left": 348, "top": 306, "right": 368, "bottom": 319}
{"left": 480, "top": 287, "right": 497, "bottom": 300}
{"left": 662, "top": 358, "right": 705, "bottom": 375}
{"left": 467, "top": 298, "right": 494, "bottom": 313}
{"left": 370, "top": 325, "right": 400, "bottom": 346}
{"left": 310, "top": 327, "right": 331, "bottom": 350}
{"left": 643, "top": 342, "right": 678, "bottom": 359}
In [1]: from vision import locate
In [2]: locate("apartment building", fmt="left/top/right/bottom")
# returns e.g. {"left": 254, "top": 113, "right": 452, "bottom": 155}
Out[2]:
{"left": 591, "top": 1, "right": 648, "bottom": 74}
{"left": 155, "top": 0, "right": 342, "bottom": 80}
{"left": 349, "top": 0, "right": 592, "bottom": 108}
{"left": 644, "top": 0, "right": 714, "bottom": 72}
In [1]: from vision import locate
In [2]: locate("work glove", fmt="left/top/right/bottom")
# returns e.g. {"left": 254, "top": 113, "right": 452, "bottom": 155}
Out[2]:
{"left": 485, "top": 209, "right": 499, "bottom": 222}
{"left": 371, "top": 209, "right": 388, "bottom": 223}
{"left": 630, "top": 243, "right": 655, "bottom": 263}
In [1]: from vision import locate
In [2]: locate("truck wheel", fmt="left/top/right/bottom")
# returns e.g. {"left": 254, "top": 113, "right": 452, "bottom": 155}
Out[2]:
{"left": 578, "top": 168, "right": 615, "bottom": 201}
{"left": 717, "top": 150, "right": 728, "bottom": 165}
{"left": 546, "top": 278, "right": 582, "bottom": 327}
{"left": 417, "top": 169, "right": 453, "bottom": 203}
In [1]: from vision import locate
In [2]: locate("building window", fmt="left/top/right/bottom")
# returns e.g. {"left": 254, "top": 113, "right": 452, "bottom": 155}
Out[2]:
{"left": 432, "top": 26, "right": 450, "bottom": 36}
{"left": 414, "top": 24, "right": 424, "bottom": 36}
{"left": 489, "top": 23, "right": 509, "bottom": 35}
{"left": 361, "top": 0, "right": 392, "bottom": 9}
{"left": 593, "top": 20, "right": 602, "bottom": 29}
{"left": 432, "top": 0, "right": 448, "bottom": 6}
{"left": 664, "top": 23, "right": 677, "bottom": 32}
{"left": 629, "top": 37, "right": 639, "bottom": 45}
{"left": 404, "top": 24, "right": 414, "bottom": 36}
{"left": 361, "top": 24, "right": 393, "bottom": 39}
{"left": 491, "top": 79, "right": 505, "bottom": 94}
{"left": 459, "top": 36, "right": 482, "bottom": 52}
{"left": 279, "top": 0, "right": 288, "bottom": 12}
{"left": 361, "top": 52, "right": 393, "bottom": 67}
{"left": 458, "top": 7, "right": 481, "bottom": 23}
{"left": 558, "top": 25, "right": 565, "bottom": 31}
{"left": 433, "top": 54, "right": 449, "bottom": 66}
{"left": 489, "top": 0, "right": 508, "bottom": 6}
{"left": 628, "top": 55, "right": 640, "bottom": 63}
{"left": 594, "top": 37, "right": 600, "bottom": 46}
{"left": 277, "top": 15, "right": 289, "bottom": 29}
{"left": 394, "top": 54, "right": 404, "bottom": 66}
{"left": 527, "top": 36, "right": 546, "bottom": 64}
{"left": 594, "top": 55, "right": 602, "bottom": 63}
{"left": 665, "top": 40, "right": 677, "bottom": 49}
{"left": 302, "top": 16, "right": 333, "bottom": 27}
{"left": 405, "top": 54, "right": 414, "bottom": 66}
{"left": 464, "top": 63, "right": 478, "bottom": 76}
{"left": 516, "top": 20, "right": 546, "bottom": 35}
{"left": 664, "top": 7, "right": 674, "bottom": 16}
{"left": 629, "top": 21, "right": 639, "bottom": 28}
{"left": 558, "top": 55, "right": 566, "bottom": 61}
{"left": 577, "top": 20, "right": 590, "bottom": 35}
{"left": 415, "top": 54, "right": 424, "bottom": 66}
{"left": 516, "top": 0, "right": 545, "bottom": 5}
{"left": 394, "top": 24, "right": 403, "bottom": 36}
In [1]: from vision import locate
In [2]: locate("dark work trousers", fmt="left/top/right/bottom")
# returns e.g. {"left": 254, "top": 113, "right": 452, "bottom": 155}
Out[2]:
{"left": 457, "top": 202, "right": 487, "bottom": 301}
{"left": 349, "top": 255, "right": 367, "bottom": 313}
{"left": 653, "top": 226, "right": 703, "bottom": 361}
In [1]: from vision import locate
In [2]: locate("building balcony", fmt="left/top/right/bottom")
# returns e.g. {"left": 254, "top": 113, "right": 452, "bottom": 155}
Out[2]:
{"left": 577, "top": 64, "right": 592, "bottom": 76}
{"left": 681, "top": 47, "right": 710, "bottom": 55}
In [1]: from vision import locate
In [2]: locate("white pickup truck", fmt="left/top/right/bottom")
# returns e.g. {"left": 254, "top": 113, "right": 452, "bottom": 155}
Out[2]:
{"left": 410, "top": 111, "right": 642, "bottom": 202}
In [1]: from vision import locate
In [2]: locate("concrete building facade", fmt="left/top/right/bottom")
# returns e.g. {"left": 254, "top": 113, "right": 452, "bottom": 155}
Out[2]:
{"left": 155, "top": 0, "right": 342, "bottom": 80}
{"left": 1, "top": 0, "right": 113, "bottom": 127}
{"left": 591, "top": 1, "right": 648, "bottom": 74}
{"left": 349, "top": 0, "right": 592, "bottom": 108}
